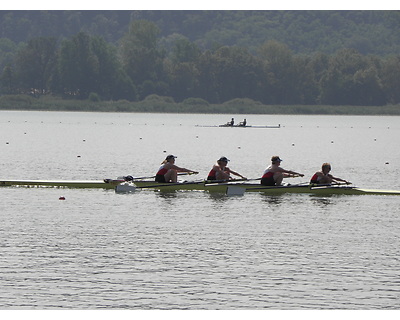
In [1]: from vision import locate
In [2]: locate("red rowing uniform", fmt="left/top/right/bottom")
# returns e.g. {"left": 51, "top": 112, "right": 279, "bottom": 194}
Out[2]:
{"left": 310, "top": 172, "right": 328, "bottom": 183}
{"left": 262, "top": 169, "right": 274, "bottom": 179}
{"left": 207, "top": 168, "right": 217, "bottom": 179}
{"left": 157, "top": 165, "right": 169, "bottom": 176}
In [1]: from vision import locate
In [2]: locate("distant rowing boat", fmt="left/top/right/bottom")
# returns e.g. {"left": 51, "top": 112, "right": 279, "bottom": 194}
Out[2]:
{"left": 2, "top": 178, "right": 400, "bottom": 196}
{"left": 196, "top": 124, "right": 281, "bottom": 128}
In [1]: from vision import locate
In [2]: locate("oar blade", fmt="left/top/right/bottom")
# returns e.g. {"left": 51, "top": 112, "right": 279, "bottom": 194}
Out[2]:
{"left": 226, "top": 185, "right": 246, "bottom": 196}
{"left": 115, "top": 183, "right": 137, "bottom": 193}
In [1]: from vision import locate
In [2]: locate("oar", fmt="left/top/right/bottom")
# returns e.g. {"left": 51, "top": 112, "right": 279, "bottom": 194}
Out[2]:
{"left": 285, "top": 174, "right": 303, "bottom": 178}
{"left": 205, "top": 177, "right": 250, "bottom": 184}
{"left": 115, "top": 179, "right": 205, "bottom": 193}
{"left": 310, "top": 181, "right": 353, "bottom": 190}
{"left": 123, "top": 172, "right": 198, "bottom": 181}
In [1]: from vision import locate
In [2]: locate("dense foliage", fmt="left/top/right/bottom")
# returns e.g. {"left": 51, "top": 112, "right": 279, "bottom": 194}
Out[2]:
{"left": 0, "top": 11, "right": 399, "bottom": 108}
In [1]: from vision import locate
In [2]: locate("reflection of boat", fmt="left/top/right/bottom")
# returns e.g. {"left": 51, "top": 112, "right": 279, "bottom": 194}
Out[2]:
{"left": 195, "top": 124, "right": 281, "bottom": 128}
{"left": 2, "top": 178, "right": 400, "bottom": 196}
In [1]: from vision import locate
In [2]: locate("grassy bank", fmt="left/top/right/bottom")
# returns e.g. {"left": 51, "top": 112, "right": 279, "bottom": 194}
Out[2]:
{"left": 1, "top": 94, "right": 399, "bottom": 115}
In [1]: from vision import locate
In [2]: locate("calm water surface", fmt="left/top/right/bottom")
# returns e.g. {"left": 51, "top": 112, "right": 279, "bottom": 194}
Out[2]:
{"left": 1, "top": 111, "right": 399, "bottom": 309}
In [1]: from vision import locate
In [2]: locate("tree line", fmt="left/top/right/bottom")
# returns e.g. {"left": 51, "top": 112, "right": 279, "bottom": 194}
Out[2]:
{"left": 1, "top": 20, "right": 400, "bottom": 107}
{"left": 1, "top": 11, "right": 399, "bottom": 55}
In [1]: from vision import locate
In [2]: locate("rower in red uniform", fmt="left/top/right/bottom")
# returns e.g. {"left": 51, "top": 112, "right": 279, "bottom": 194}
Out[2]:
{"left": 261, "top": 156, "right": 304, "bottom": 186}
{"left": 155, "top": 155, "right": 198, "bottom": 183}
{"left": 207, "top": 156, "right": 246, "bottom": 181}
{"left": 310, "top": 163, "right": 350, "bottom": 185}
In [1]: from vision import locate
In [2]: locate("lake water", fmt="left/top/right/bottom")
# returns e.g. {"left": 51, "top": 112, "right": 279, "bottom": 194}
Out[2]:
{"left": 1, "top": 110, "right": 399, "bottom": 310}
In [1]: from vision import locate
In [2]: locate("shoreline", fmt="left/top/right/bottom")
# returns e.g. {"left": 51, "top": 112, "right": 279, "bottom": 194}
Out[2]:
{"left": 1, "top": 94, "right": 399, "bottom": 115}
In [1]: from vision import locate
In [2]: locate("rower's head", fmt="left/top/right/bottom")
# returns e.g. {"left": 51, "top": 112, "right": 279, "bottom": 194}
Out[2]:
{"left": 271, "top": 156, "right": 282, "bottom": 165}
{"left": 162, "top": 154, "right": 177, "bottom": 164}
{"left": 217, "top": 156, "right": 230, "bottom": 164}
{"left": 322, "top": 162, "right": 331, "bottom": 173}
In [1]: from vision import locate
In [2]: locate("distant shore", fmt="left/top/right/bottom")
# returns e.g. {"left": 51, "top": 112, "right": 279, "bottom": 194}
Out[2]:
{"left": 1, "top": 94, "right": 399, "bottom": 115}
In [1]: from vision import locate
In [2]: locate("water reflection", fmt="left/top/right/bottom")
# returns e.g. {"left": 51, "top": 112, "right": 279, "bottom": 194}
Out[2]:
{"left": 157, "top": 190, "right": 179, "bottom": 199}
{"left": 207, "top": 192, "right": 230, "bottom": 202}
{"left": 310, "top": 196, "right": 336, "bottom": 207}
{"left": 260, "top": 195, "right": 284, "bottom": 205}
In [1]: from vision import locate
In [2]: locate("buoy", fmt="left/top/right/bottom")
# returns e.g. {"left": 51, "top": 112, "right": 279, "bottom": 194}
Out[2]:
{"left": 59, "top": 196, "right": 66, "bottom": 200}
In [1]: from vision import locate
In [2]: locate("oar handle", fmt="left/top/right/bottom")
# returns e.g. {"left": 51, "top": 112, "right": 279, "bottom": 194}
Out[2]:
{"left": 333, "top": 181, "right": 352, "bottom": 185}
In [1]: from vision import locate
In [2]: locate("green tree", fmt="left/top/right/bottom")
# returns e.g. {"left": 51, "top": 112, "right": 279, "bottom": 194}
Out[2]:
{"left": 0, "top": 65, "right": 16, "bottom": 94}
{"left": 195, "top": 50, "right": 220, "bottom": 103}
{"left": 90, "top": 36, "right": 136, "bottom": 100}
{"left": 56, "top": 31, "right": 136, "bottom": 100}
{"left": 119, "top": 20, "right": 164, "bottom": 98}
{"left": 58, "top": 32, "right": 97, "bottom": 98}
{"left": 196, "top": 46, "right": 263, "bottom": 103}
{"left": 170, "top": 37, "right": 201, "bottom": 64}
{"left": 319, "top": 48, "right": 385, "bottom": 105}
{"left": 164, "top": 59, "right": 199, "bottom": 102}
{"left": 15, "top": 37, "right": 57, "bottom": 94}
{"left": 0, "top": 38, "right": 18, "bottom": 71}
{"left": 380, "top": 56, "right": 400, "bottom": 104}
{"left": 258, "top": 40, "right": 297, "bottom": 104}
{"left": 163, "top": 37, "right": 201, "bottom": 101}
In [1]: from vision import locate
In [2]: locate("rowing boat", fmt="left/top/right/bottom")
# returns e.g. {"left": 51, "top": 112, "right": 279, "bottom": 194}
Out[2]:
{"left": 2, "top": 178, "right": 400, "bottom": 196}
{"left": 125, "top": 180, "right": 400, "bottom": 196}
{"left": 196, "top": 124, "right": 281, "bottom": 128}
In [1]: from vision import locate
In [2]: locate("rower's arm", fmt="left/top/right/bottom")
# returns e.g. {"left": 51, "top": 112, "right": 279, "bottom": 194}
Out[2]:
{"left": 228, "top": 169, "right": 247, "bottom": 179}
{"left": 332, "top": 176, "right": 350, "bottom": 184}
{"left": 284, "top": 169, "right": 304, "bottom": 177}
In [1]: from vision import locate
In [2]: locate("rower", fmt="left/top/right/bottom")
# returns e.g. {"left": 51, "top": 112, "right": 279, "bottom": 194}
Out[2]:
{"left": 155, "top": 155, "right": 198, "bottom": 183}
{"left": 239, "top": 119, "right": 247, "bottom": 126}
{"left": 310, "top": 163, "right": 350, "bottom": 185}
{"left": 261, "top": 156, "right": 304, "bottom": 186}
{"left": 207, "top": 156, "right": 247, "bottom": 181}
